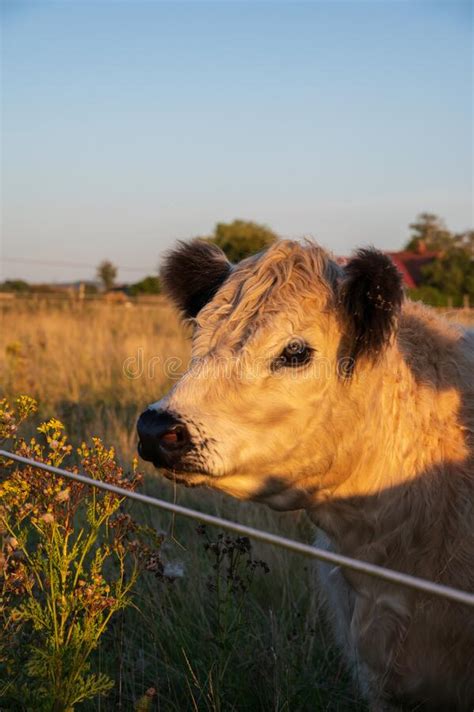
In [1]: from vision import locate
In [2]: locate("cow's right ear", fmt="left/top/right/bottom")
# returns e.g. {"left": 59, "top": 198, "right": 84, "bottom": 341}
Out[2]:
{"left": 160, "top": 239, "right": 232, "bottom": 319}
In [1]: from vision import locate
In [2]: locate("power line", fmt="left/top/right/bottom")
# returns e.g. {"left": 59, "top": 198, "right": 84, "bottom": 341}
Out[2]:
{"left": 1, "top": 257, "right": 151, "bottom": 273}
{"left": 1, "top": 449, "right": 473, "bottom": 609}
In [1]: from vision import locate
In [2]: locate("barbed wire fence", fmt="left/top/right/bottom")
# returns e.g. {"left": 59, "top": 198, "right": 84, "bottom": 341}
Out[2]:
{"left": 1, "top": 449, "right": 473, "bottom": 608}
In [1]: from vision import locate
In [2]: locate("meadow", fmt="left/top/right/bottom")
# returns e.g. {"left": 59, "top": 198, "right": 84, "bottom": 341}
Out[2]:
{"left": 1, "top": 297, "right": 472, "bottom": 711}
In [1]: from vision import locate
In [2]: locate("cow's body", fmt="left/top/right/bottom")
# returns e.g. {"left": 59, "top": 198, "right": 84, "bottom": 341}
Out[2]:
{"left": 137, "top": 240, "right": 474, "bottom": 711}
{"left": 311, "top": 303, "right": 474, "bottom": 711}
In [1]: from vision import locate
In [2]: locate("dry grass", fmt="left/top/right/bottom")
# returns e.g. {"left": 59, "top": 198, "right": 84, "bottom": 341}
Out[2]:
{"left": 0, "top": 297, "right": 189, "bottom": 414}
{"left": 0, "top": 297, "right": 190, "bottom": 458}
{"left": 1, "top": 298, "right": 471, "bottom": 711}
{"left": 439, "top": 308, "right": 474, "bottom": 327}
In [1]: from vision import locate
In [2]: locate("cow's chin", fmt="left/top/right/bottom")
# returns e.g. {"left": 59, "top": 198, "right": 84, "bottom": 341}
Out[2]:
{"left": 158, "top": 466, "right": 311, "bottom": 511}
{"left": 158, "top": 467, "right": 210, "bottom": 488}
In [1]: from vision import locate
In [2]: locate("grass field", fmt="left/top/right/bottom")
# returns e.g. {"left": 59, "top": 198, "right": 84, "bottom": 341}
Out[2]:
{"left": 1, "top": 298, "right": 472, "bottom": 711}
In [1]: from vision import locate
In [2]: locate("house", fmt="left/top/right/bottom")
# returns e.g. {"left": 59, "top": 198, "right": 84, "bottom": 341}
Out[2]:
{"left": 386, "top": 248, "right": 439, "bottom": 289}
{"left": 337, "top": 244, "right": 439, "bottom": 290}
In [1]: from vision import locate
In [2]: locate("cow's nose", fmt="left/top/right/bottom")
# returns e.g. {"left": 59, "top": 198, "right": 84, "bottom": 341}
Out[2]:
{"left": 137, "top": 409, "right": 191, "bottom": 466}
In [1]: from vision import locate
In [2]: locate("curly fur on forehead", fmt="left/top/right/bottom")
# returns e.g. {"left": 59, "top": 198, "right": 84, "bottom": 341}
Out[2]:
{"left": 194, "top": 240, "right": 341, "bottom": 351}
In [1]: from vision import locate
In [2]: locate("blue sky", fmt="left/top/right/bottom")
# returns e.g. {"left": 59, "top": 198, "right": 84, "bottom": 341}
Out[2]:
{"left": 1, "top": 0, "right": 472, "bottom": 283}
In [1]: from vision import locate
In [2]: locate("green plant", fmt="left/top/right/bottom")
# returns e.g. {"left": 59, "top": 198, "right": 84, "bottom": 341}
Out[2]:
{"left": 128, "top": 276, "right": 161, "bottom": 296}
{"left": 406, "top": 285, "right": 449, "bottom": 307}
{"left": 0, "top": 396, "right": 163, "bottom": 711}
{"left": 421, "top": 247, "right": 474, "bottom": 305}
{"left": 0, "top": 279, "right": 30, "bottom": 293}
{"left": 204, "top": 219, "right": 278, "bottom": 262}
{"left": 181, "top": 525, "right": 270, "bottom": 710}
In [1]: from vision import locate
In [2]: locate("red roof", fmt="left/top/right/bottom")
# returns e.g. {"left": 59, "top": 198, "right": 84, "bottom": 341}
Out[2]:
{"left": 386, "top": 251, "right": 439, "bottom": 289}
{"left": 336, "top": 251, "right": 439, "bottom": 289}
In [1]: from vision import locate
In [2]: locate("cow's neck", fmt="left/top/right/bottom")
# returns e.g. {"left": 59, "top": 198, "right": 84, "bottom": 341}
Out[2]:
{"left": 308, "top": 340, "right": 468, "bottom": 561}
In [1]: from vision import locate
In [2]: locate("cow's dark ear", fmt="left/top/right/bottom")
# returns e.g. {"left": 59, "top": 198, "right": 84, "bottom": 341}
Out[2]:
{"left": 160, "top": 239, "right": 232, "bottom": 318}
{"left": 338, "top": 248, "right": 403, "bottom": 370}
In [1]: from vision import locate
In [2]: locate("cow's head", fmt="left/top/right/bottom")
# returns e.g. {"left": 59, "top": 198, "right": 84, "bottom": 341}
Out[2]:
{"left": 137, "top": 240, "right": 403, "bottom": 509}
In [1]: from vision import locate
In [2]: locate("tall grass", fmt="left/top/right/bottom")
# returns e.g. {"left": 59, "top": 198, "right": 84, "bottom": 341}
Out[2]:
{"left": 3, "top": 298, "right": 470, "bottom": 710}
{"left": 0, "top": 298, "right": 189, "bottom": 449}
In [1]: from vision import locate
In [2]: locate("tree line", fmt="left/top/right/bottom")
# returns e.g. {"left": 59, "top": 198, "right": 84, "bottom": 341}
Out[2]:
{"left": 2, "top": 214, "right": 472, "bottom": 306}
{"left": 403, "top": 213, "right": 473, "bottom": 306}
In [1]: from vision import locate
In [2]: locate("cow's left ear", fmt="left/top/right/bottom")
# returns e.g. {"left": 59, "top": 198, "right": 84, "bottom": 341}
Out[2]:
{"left": 160, "top": 239, "right": 232, "bottom": 319}
{"left": 338, "top": 248, "right": 403, "bottom": 367}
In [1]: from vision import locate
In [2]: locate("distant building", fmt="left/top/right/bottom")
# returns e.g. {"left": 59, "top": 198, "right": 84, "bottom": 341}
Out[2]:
{"left": 338, "top": 244, "right": 439, "bottom": 290}
{"left": 386, "top": 251, "right": 438, "bottom": 288}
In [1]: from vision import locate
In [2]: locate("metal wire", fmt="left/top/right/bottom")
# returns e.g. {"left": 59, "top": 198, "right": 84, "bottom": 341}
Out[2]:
{"left": 1, "top": 449, "right": 473, "bottom": 608}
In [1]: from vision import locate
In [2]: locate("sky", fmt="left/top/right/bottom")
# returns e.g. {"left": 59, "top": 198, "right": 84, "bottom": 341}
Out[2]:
{"left": 1, "top": 0, "right": 472, "bottom": 283}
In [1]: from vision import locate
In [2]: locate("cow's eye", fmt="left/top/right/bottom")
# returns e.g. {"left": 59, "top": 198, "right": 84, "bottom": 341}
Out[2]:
{"left": 273, "top": 340, "right": 313, "bottom": 369}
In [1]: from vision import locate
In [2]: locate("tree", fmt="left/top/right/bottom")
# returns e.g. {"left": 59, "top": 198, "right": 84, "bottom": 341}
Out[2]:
{"left": 405, "top": 213, "right": 453, "bottom": 253}
{"left": 0, "top": 279, "right": 30, "bottom": 293}
{"left": 406, "top": 286, "right": 449, "bottom": 307}
{"left": 128, "top": 275, "right": 161, "bottom": 296}
{"left": 453, "top": 230, "right": 474, "bottom": 258}
{"left": 403, "top": 214, "right": 474, "bottom": 305}
{"left": 205, "top": 219, "right": 279, "bottom": 262}
{"left": 96, "top": 260, "right": 117, "bottom": 291}
{"left": 421, "top": 247, "right": 474, "bottom": 306}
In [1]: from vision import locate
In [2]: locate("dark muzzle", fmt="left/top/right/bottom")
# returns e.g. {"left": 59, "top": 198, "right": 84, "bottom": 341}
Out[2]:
{"left": 137, "top": 409, "right": 191, "bottom": 468}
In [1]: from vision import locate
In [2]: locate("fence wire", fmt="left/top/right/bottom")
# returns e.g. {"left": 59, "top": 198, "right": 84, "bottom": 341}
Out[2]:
{"left": 1, "top": 449, "right": 473, "bottom": 608}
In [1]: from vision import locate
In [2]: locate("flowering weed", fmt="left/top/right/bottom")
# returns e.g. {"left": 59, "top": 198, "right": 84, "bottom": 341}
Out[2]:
{"left": 0, "top": 396, "right": 163, "bottom": 711}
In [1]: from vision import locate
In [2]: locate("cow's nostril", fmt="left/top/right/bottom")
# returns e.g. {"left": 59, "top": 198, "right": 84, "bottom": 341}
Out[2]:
{"left": 161, "top": 430, "right": 178, "bottom": 444}
{"left": 160, "top": 424, "right": 188, "bottom": 447}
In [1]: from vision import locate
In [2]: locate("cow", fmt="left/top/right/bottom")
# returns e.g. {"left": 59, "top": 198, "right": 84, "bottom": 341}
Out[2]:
{"left": 137, "top": 239, "right": 474, "bottom": 711}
